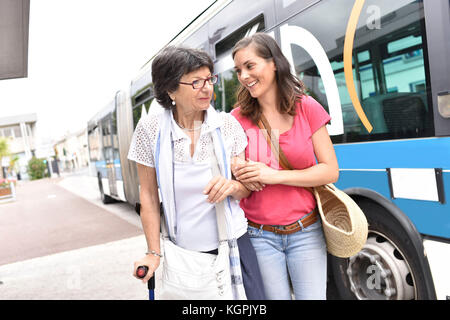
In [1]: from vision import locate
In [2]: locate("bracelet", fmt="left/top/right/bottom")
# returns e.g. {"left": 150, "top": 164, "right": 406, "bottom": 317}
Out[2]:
{"left": 146, "top": 250, "right": 163, "bottom": 258}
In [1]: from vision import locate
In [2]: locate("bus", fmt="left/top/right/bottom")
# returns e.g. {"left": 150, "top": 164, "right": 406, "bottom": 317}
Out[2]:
{"left": 87, "top": 0, "right": 450, "bottom": 300}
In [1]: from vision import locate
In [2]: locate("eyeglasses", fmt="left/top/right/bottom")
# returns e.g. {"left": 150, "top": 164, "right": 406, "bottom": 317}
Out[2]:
{"left": 179, "top": 75, "right": 218, "bottom": 89}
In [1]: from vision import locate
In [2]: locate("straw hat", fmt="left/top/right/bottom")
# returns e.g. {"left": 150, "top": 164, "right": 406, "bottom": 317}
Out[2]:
{"left": 312, "top": 184, "right": 368, "bottom": 258}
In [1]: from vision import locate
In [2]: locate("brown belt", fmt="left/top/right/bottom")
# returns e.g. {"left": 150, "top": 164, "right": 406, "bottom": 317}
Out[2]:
{"left": 248, "top": 208, "right": 319, "bottom": 235}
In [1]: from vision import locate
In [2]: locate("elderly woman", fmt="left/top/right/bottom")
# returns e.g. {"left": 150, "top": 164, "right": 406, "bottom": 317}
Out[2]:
{"left": 127, "top": 46, "right": 265, "bottom": 299}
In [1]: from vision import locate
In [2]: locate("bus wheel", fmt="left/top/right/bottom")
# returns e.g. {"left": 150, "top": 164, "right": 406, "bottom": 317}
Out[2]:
{"left": 330, "top": 199, "right": 430, "bottom": 300}
{"left": 98, "top": 176, "right": 115, "bottom": 204}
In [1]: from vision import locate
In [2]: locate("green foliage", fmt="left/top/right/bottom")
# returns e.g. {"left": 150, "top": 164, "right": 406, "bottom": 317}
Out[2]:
{"left": 0, "top": 137, "right": 9, "bottom": 158}
{"left": 214, "top": 71, "right": 240, "bottom": 113}
{"left": 0, "top": 137, "right": 11, "bottom": 179}
{"left": 27, "top": 157, "right": 48, "bottom": 180}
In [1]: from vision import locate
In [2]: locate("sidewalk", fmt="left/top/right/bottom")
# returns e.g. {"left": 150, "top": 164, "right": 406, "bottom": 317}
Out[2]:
{"left": 0, "top": 172, "right": 161, "bottom": 300}
{"left": 57, "top": 173, "right": 142, "bottom": 229}
{"left": 0, "top": 236, "right": 150, "bottom": 299}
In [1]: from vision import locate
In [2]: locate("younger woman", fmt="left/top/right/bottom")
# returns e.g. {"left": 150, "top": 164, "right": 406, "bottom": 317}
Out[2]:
{"left": 231, "top": 33, "right": 339, "bottom": 300}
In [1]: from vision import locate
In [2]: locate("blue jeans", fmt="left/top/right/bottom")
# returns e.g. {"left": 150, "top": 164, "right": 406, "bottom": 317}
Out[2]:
{"left": 247, "top": 220, "right": 327, "bottom": 300}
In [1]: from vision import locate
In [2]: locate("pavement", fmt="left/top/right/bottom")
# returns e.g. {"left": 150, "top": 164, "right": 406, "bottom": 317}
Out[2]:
{"left": 0, "top": 171, "right": 162, "bottom": 300}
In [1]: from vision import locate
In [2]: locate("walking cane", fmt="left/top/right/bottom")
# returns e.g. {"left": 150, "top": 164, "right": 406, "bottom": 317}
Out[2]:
{"left": 136, "top": 266, "right": 155, "bottom": 300}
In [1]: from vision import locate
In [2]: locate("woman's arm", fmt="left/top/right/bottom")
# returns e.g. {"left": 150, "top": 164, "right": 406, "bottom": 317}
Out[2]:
{"left": 204, "top": 176, "right": 251, "bottom": 203}
{"left": 231, "top": 154, "right": 265, "bottom": 192}
{"left": 204, "top": 152, "right": 252, "bottom": 203}
{"left": 234, "top": 125, "right": 339, "bottom": 187}
{"left": 132, "top": 163, "right": 161, "bottom": 283}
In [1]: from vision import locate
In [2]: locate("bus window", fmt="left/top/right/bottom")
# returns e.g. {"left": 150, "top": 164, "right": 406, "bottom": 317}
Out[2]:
{"left": 132, "top": 85, "right": 154, "bottom": 129}
{"left": 88, "top": 126, "right": 101, "bottom": 162}
{"left": 100, "top": 117, "right": 113, "bottom": 167}
{"left": 215, "top": 14, "right": 265, "bottom": 58}
{"left": 111, "top": 110, "right": 123, "bottom": 181}
{"left": 214, "top": 69, "right": 239, "bottom": 113}
{"left": 132, "top": 105, "right": 141, "bottom": 129}
{"left": 112, "top": 111, "right": 119, "bottom": 154}
{"left": 213, "top": 15, "right": 265, "bottom": 112}
{"left": 132, "top": 99, "right": 153, "bottom": 130}
{"left": 280, "top": 0, "right": 434, "bottom": 143}
{"left": 101, "top": 118, "right": 111, "bottom": 149}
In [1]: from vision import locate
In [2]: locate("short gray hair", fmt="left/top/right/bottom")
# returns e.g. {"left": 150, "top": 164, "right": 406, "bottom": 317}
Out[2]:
{"left": 151, "top": 46, "right": 214, "bottom": 109}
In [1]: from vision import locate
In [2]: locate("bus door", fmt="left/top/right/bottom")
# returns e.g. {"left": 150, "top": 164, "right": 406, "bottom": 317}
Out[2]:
{"left": 101, "top": 115, "right": 118, "bottom": 196}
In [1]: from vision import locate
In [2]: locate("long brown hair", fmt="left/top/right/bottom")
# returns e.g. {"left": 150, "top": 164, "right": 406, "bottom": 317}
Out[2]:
{"left": 232, "top": 33, "right": 306, "bottom": 124}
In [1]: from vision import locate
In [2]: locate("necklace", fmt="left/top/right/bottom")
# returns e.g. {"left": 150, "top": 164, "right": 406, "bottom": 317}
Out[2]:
{"left": 175, "top": 119, "right": 203, "bottom": 131}
{"left": 173, "top": 110, "right": 204, "bottom": 131}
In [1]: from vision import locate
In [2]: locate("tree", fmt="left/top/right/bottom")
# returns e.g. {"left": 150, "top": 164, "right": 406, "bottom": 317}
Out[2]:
{"left": 27, "top": 157, "right": 47, "bottom": 180}
{"left": 0, "top": 137, "right": 11, "bottom": 179}
{"left": 8, "top": 155, "right": 20, "bottom": 176}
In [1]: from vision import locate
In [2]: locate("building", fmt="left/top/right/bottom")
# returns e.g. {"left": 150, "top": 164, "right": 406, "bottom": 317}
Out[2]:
{"left": 54, "top": 129, "right": 89, "bottom": 173}
{"left": 0, "top": 0, "right": 30, "bottom": 80}
{"left": 0, "top": 113, "right": 37, "bottom": 179}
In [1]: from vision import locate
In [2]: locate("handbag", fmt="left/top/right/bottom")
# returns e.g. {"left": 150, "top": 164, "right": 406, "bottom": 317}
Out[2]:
{"left": 158, "top": 230, "right": 233, "bottom": 299}
{"left": 157, "top": 155, "right": 235, "bottom": 300}
{"left": 257, "top": 114, "right": 368, "bottom": 258}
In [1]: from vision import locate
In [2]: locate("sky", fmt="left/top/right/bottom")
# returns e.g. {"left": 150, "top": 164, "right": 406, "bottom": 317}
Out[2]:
{"left": 0, "top": 0, "right": 214, "bottom": 145}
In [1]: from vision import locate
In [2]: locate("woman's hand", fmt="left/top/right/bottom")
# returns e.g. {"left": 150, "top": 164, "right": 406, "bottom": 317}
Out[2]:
{"left": 203, "top": 176, "right": 240, "bottom": 203}
{"left": 133, "top": 254, "right": 160, "bottom": 284}
{"left": 231, "top": 157, "right": 265, "bottom": 191}
{"left": 233, "top": 160, "right": 279, "bottom": 185}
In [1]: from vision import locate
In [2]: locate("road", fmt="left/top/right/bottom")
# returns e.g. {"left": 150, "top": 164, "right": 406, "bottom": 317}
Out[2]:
{"left": 0, "top": 172, "right": 159, "bottom": 300}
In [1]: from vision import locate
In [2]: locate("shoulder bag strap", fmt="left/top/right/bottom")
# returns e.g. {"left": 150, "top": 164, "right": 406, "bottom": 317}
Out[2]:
{"left": 258, "top": 114, "right": 293, "bottom": 171}
{"left": 257, "top": 113, "right": 314, "bottom": 194}
{"left": 211, "top": 157, "right": 229, "bottom": 242}
{"left": 211, "top": 127, "right": 232, "bottom": 242}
